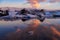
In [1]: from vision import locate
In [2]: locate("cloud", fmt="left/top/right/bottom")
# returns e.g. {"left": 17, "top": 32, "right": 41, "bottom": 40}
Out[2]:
{"left": 40, "top": 2, "right": 60, "bottom": 10}
{"left": 31, "top": 0, "right": 60, "bottom": 2}
{"left": 0, "top": 0, "right": 60, "bottom": 9}
{"left": 0, "top": 0, "right": 60, "bottom": 3}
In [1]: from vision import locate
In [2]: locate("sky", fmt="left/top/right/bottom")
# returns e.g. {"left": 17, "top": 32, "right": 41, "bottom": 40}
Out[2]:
{"left": 0, "top": 0, "right": 60, "bottom": 10}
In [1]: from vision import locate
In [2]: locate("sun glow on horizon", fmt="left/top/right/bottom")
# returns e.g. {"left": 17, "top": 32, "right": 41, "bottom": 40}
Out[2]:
{"left": 0, "top": 0, "right": 60, "bottom": 10}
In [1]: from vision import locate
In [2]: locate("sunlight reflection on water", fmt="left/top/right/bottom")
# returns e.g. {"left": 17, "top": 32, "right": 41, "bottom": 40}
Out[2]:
{"left": 0, "top": 18, "right": 60, "bottom": 28}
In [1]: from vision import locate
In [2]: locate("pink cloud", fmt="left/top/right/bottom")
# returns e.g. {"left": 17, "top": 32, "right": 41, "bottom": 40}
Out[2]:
{"left": 35, "top": 0, "right": 60, "bottom": 2}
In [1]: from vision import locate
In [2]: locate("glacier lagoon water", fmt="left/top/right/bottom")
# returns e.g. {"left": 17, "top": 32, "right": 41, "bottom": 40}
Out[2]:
{"left": 0, "top": 18, "right": 60, "bottom": 40}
